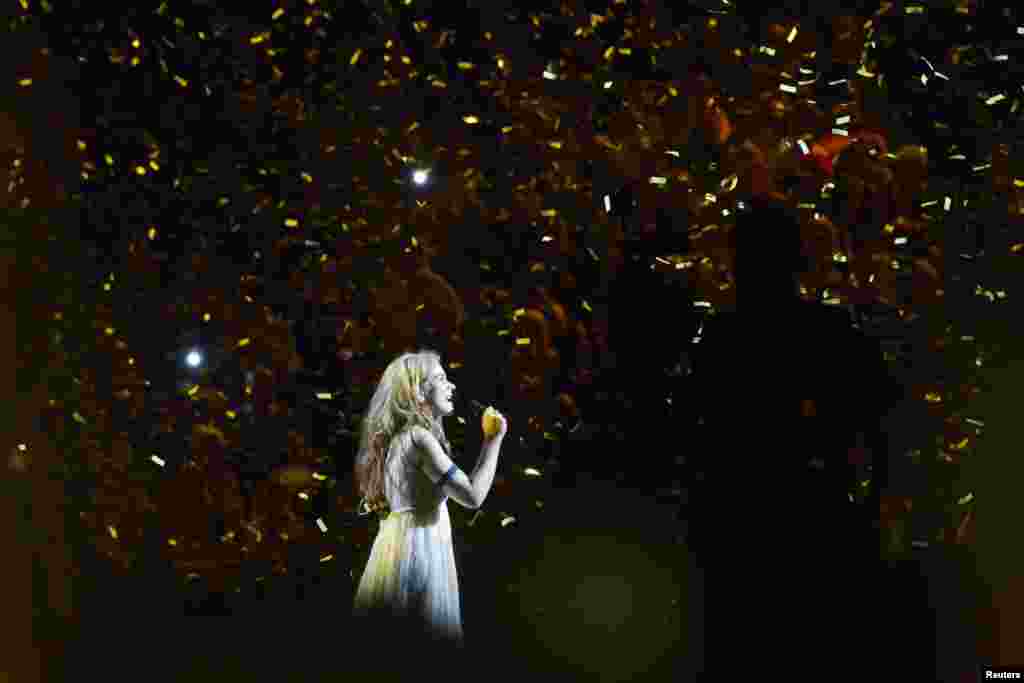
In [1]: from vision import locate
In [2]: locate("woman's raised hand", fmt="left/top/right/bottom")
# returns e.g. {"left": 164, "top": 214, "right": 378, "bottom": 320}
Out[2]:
{"left": 482, "top": 407, "right": 508, "bottom": 440}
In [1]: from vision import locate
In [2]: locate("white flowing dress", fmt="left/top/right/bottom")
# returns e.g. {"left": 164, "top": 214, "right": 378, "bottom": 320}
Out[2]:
{"left": 351, "top": 427, "right": 465, "bottom": 654}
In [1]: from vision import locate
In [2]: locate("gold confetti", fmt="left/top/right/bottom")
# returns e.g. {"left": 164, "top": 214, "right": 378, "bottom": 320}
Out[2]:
{"left": 350, "top": 49, "right": 362, "bottom": 65}
{"left": 174, "top": 75, "right": 188, "bottom": 87}
{"left": 237, "top": 338, "right": 252, "bottom": 348}
{"left": 463, "top": 115, "right": 480, "bottom": 124}
{"left": 17, "top": 78, "right": 32, "bottom": 87}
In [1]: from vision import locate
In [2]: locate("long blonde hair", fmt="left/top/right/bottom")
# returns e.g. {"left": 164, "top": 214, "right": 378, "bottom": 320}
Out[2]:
{"left": 354, "top": 349, "right": 451, "bottom": 516}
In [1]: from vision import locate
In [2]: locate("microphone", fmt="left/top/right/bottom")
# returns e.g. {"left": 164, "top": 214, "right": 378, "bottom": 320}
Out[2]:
{"left": 467, "top": 399, "right": 488, "bottom": 416}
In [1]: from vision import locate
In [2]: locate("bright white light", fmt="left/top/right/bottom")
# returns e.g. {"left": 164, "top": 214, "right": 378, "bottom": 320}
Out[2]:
{"left": 412, "top": 169, "right": 430, "bottom": 185}
{"left": 186, "top": 350, "right": 202, "bottom": 368}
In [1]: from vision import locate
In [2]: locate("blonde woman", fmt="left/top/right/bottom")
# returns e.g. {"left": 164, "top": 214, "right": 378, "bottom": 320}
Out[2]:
{"left": 351, "top": 349, "right": 507, "bottom": 662}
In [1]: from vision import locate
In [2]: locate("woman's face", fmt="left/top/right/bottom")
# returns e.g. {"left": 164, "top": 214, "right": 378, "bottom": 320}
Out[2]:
{"left": 422, "top": 361, "right": 456, "bottom": 420}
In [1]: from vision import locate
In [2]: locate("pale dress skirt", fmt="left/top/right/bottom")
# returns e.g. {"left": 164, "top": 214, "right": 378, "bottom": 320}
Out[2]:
{"left": 351, "top": 498, "right": 465, "bottom": 657}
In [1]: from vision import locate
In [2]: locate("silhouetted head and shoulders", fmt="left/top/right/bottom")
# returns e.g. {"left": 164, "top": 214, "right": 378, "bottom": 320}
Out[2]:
{"left": 698, "top": 198, "right": 858, "bottom": 376}
{"left": 692, "top": 197, "right": 900, "bottom": 519}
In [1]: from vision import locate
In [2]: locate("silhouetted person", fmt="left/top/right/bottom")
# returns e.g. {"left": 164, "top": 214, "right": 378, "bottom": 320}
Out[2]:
{"left": 608, "top": 233, "right": 701, "bottom": 490}
{"left": 689, "top": 198, "right": 916, "bottom": 676}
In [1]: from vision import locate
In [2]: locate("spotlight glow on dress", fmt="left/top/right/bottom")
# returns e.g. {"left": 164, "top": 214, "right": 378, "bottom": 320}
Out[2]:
{"left": 186, "top": 350, "right": 202, "bottom": 368}
{"left": 412, "top": 169, "right": 430, "bottom": 185}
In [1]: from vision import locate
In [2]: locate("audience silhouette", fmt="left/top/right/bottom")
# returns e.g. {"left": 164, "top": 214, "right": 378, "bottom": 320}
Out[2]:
{"left": 689, "top": 196, "right": 916, "bottom": 675}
